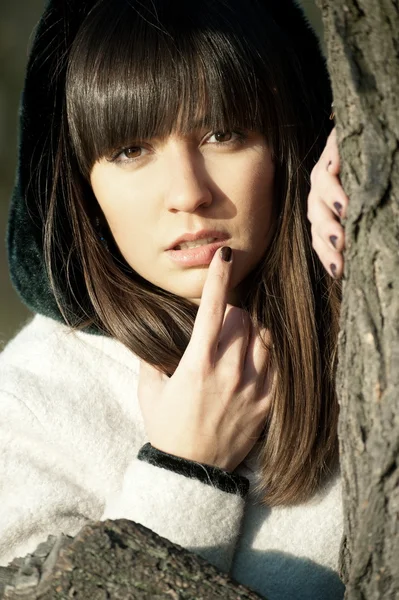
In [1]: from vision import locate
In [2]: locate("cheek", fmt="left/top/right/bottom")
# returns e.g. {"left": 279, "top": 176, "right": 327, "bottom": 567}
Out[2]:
{"left": 91, "top": 174, "right": 147, "bottom": 245}
{"left": 106, "top": 208, "right": 151, "bottom": 267}
{"left": 90, "top": 166, "right": 160, "bottom": 278}
{"left": 90, "top": 171, "right": 119, "bottom": 224}
{"left": 238, "top": 157, "right": 275, "bottom": 225}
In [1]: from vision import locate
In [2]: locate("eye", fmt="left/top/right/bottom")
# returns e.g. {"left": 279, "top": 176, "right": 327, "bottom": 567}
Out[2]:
{"left": 205, "top": 130, "right": 247, "bottom": 146}
{"left": 109, "top": 145, "right": 150, "bottom": 164}
{"left": 122, "top": 147, "right": 143, "bottom": 159}
{"left": 119, "top": 146, "right": 148, "bottom": 161}
{"left": 208, "top": 131, "right": 234, "bottom": 144}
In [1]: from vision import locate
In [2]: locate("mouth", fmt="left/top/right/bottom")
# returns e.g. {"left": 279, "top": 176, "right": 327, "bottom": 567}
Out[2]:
{"left": 167, "top": 230, "right": 229, "bottom": 251}
{"left": 165, "top": 238, "right": 230, "bottom": 267}
{"left": 173, "top": 237, "right": 220, "bottom": 250}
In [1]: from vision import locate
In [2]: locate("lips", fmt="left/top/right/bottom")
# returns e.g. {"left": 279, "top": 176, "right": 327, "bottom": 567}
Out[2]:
{"left": 166, "top": 230, "right": 229, "bottom": 251}
{"left": 175, "top": 237, "right": 218, "bottom": 250}
{"left": 165, "top": 239, "right": 230, "bottom": 267}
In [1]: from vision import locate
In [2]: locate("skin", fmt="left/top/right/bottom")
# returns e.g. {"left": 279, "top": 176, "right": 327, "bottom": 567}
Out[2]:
{"left": 90, "top": 129, "right": 275, "bottom": 305}
{"left": 91, "top": 127, "right": 275, "bottom": 466}
{"left": 138, "top": 247, "right": 274, "bottom": 469}
{"left": 308, "top": 128, "right": 348, "bottom": 278}
{"left": 89, "top": 125, "right": 344, "bottom": 467}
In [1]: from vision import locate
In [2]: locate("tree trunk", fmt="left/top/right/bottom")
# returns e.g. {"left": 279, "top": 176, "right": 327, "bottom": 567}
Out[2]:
{"left": 0, "top": 519, "right": 266, "bottom": 600}
{"left": 315, "top": 1, "right": 399, "bottom": 598}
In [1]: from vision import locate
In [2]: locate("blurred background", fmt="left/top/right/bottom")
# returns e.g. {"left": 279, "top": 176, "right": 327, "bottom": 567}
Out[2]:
{"left": 0, "top": 0, "right": 324, "bottom": 348}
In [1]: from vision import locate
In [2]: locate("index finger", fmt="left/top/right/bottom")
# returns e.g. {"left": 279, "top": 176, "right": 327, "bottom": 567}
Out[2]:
{"left": 187, "top": 246, "right": 233, "bottom": 359}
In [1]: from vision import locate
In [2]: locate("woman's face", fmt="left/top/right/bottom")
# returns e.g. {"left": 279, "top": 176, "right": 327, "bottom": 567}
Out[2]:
{"left": 90, "top": 128, "right": 275, "bottom": 305}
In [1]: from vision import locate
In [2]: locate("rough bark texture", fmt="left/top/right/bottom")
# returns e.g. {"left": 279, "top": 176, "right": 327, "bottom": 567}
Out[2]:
{"left": 315, "top": 1, "right": 399, "bottom": 598}
{"left": 0, "top": 520, "right": 265, "bottom": 600}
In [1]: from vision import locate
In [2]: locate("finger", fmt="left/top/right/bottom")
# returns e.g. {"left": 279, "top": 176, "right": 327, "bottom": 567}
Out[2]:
{"left": 310, "top": 128, "right": 338, "bottom": 184}
{"left": 216, "top": 305, "right": 251, "bottom": 367}
{"left": 309, "top": 201, "right": 346, "bottom": 253}
{"left": 310, "top": 128, "right": 347, "bottom": 212}
{"left": 312, "top": 232, "right": 344, "bottom": 279}
{"left": 187, "top": 246, "right": 233, "bottom": 359}
{"left": 325, "top": 127, "right": 340, "bottom": 175}
{"left": 308, "top": 175, "right": 349, "bottom": 223}
{"left": 242, "top": 326, "right": 271, "bottom": 390}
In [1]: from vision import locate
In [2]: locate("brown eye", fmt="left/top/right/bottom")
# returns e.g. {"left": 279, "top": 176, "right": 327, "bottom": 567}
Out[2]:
{"left": 214, "top": 131, "right": 233, "bottom": 143}
{"left": 123, "top": 147, "right": 142, "bottom": 159}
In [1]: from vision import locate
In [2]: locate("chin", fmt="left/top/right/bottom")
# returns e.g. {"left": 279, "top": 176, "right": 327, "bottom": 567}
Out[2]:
{"left": 165, "top": 280, "right": 240, "bottom": 308}
{"left": 166, "top": 263, "right": 246, "bottom": 305}
{"left": 166, "top": 269, "right": 209, "bottom": 300}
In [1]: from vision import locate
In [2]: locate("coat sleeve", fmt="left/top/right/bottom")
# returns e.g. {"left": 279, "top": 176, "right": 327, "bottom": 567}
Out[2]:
{"left": 0, "top": 384, "right": 249, "bottom": 575}
{"left": 102, "top": 443, "right": 250, "bottom": 574}
{"left": 0, "top": 390, "right": 103, "bottom": 567}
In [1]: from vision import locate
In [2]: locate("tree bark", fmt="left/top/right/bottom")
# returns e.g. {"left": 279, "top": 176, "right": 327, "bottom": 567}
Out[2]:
{"left": 0, "top": 519, "right": 266, "bottom": 600}
{"left": 315, "top": 1, "right": 399, "bottom": 598}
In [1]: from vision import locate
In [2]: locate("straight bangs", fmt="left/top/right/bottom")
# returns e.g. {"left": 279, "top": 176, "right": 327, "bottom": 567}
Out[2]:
{"left": 65, "top": 0, "right": 292, "bottom": 177}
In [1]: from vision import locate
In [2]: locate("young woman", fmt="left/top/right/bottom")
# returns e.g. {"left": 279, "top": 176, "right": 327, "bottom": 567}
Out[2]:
{"left": 1, "top": 0, "right": 347, "bottom": 598}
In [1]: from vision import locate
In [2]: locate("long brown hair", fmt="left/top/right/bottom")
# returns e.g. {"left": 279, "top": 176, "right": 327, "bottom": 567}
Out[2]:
{"left": 41, "top": 0, "right": 341, "bottom": 505}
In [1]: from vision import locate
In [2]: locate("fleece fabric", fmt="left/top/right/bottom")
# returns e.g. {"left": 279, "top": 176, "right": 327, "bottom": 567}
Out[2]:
{"left": 0, "top": 315, "right": 345, "bottom": 600}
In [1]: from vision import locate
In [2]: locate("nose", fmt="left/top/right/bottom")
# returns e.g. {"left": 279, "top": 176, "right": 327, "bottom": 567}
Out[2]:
{"left": 163, "top": 146, "right": 212, "bottom": 213}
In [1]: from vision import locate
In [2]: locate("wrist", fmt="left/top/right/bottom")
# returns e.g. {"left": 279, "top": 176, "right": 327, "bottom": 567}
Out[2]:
{"left": 138, "top": 443, "right": 249, "bottom": 498}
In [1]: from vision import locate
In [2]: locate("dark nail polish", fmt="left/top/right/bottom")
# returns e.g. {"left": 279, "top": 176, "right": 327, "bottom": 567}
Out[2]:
{"left": 333, "top": 202, "right": 343, "bottom": 217}
{"left": 329, "top": 235, "right": 338, "bottom": 249}
{"left": 220, "top": 246, "right": 232, "bottom": 262}
{"left": 330, "top": 263, "right": 337, "bottom": 278}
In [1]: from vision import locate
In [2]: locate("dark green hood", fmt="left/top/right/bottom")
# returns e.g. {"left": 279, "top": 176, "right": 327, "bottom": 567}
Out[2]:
{"left": 6, "top": 0, "right": 331, "bottom": 332}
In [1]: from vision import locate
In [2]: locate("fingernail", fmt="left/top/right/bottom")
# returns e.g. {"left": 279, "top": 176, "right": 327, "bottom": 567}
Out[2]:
{"left": 334, "top": 202, "right": 343, "bottom": 217}
{"left": 220, "top": 246, "right": 232, "bottom": 262}
{"left": 330, "top": 263, "right": 337, "bottom": 278}
{"left": 329, "top": 235, "right": 338, "bottom": 249}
